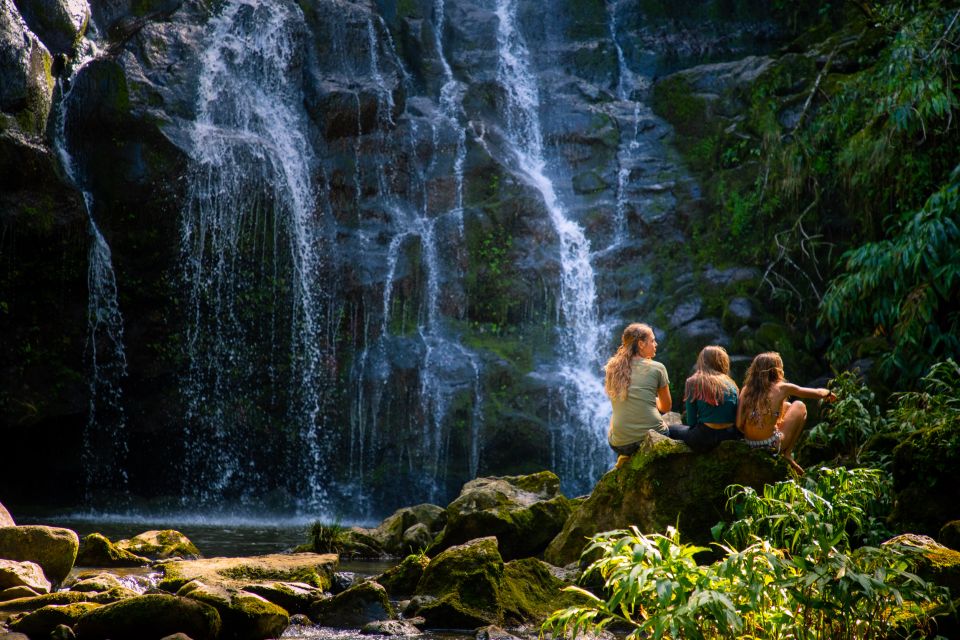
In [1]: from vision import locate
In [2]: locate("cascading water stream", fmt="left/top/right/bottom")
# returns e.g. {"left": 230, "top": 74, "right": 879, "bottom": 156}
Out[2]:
{"left": 54, "top": 52, "right": 130, "bottom": 504}
{"left": 432, "top": 0, "right": 467, "bottom": 227}
{"left": 179, "top": 0, "right": 332, "bottom": 512}
{"left": 494, "top": 0, "right": 610, "bottom": 492}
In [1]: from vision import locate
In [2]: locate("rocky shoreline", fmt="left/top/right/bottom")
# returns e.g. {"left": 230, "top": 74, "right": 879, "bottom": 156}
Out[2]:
{"left": 3, "top": 432, "right": 959, "bottom": 639}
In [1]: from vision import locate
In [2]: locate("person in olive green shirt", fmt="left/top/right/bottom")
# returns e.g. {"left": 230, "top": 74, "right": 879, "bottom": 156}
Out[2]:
{"left": 605, "top": 323, "right": 672, "bottom": 457}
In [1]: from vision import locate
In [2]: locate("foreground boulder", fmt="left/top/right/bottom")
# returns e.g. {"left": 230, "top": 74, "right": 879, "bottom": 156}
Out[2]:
{"left": 407, "top": 537, "right": 579, "bottom": 629}
{"left": 428, "top": 472, "right": 572, "bottom": 561}
{"left": 76, "top": 533, "right": 150, "bottom": 567}
{"left": 309, "top": 580, "right": 393, "bottom": 627}
{"left": 177, "top": 580, "right": 289, "bottom": 640}
{"left": 115, "top": 530, "right": 200, "bottom": 560}
{"left": 545, "top": 431, "right": 787, "bottom": 566}
{"left": 0, "top": 560, "right": 50, "bottom": 595}
{"left": 9, "top": 602, "right": 100, "bottom": 637}
{"left": 73, "top": 594, "right": 221, "bottom": 640}
{"left": 884, "top": 534, "right": 960, "bottom": 636}
{"left": 241, "top": 581, "right": 323, "bottom": 615}
{"left": 156, "top": 553, "right": 337, "bottom": 592}
{"left": 0, "top": 526, "right": 79, "bottom": 585}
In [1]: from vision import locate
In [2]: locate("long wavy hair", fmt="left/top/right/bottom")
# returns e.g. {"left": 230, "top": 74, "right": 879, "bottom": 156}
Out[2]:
{"left": 604, "top": 323, "right": 654, "bottom": 401}
{"left": 684, "top": 345, "right": 737, "bottom": 406}
{"left": 739, "top": 351, "right": 785, "bottom": 419}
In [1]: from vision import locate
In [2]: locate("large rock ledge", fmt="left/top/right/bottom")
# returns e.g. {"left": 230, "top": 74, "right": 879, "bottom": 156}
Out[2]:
{"left": 545, "top": 430, "right": 789, "bottom": 566}
{"left": 156, "top": 553, "right": 338, "bottom": 592}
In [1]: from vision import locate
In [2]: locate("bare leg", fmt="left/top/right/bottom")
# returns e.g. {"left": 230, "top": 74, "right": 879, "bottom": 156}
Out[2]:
{"left": 778, "top": 401, "right": 808, "bottom": 473}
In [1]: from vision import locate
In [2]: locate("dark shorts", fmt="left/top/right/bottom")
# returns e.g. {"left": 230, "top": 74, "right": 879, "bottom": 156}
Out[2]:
{"left": 670, "top": 423, "right": 743, "bottom": 453}
{"left": 609, "top": 426, "right": 669, "bottom": 456}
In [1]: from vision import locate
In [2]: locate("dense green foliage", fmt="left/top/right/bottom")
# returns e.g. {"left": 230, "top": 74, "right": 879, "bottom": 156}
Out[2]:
{"left": 543, "top": 467, "right": 950, "bottom": 640}
{"left": 806, "top": 359, "right": 960, "bottom": 467}
{"left": 657, "top": 0, "right": 960, "bottom": 386}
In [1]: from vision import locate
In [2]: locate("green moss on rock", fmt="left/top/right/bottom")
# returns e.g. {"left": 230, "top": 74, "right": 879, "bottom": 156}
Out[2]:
{"left": 76, "top": 533, "right": 150, "bottom": 567}
{"left": 177, "top": 580, "right": 289, "bottom": 640}
{"left": 9, "top": 601, "right": 100, "bottom": 636}
{"left": 72, "top": 593, "right": 221, "bottom": 640}
{"left": 378, "top": 553, "right": 430, "bottom": 596}
{"left": 309, "top": 580, "right": 394, "bottom": 627}
{"left": 544, "top": 431, "right": 788, "bottom": 566}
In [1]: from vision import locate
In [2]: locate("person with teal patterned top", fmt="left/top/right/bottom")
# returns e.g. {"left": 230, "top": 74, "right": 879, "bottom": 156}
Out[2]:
{"left": 670, "top": 345, "right": 742, "bottom": 452}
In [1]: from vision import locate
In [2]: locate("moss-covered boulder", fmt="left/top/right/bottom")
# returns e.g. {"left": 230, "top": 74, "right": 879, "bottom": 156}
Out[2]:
{"left": 177, "top": 580, "right": 289, "bottom": 640}
{"left": 0, "top": 585, "right": 41, "bottom": 601}
{"left": 414, "top": 537, "right": 503, "bottom": 628}
{"left": 115, "top": 530, "right": 200, "bottom": 560}
{"left": 377, "top": 553, "right": 430, "bottom": 596}
{"left": 309, "top": 580, "right": 394, "bottom": 627}
{"left": 66, "top": 572, "right": 126, "bottom": 593}
{"left": 545, "top": 430, "right": 788, "bottom": 566}
{"left": 240, "top": 581, "right": 323, "bottom": 615}
{"left": 0, "top": 559, "right": 50, "bottom": 594}
{"left": 885, "top": 534, "right": 960, "bottom": 595}
{"left": 76, "top": 533, "right": 151, "bottom": 567}
{"left": 0, "top": 591, "right": 88, "bottom": 622}
{"left": 366, "top": 504, "right": 447, "bottom": 557}
{"left": 890, "top": 425, "right": 960, "bottom": 536}
{"left": 156, "top": 553, "right": 336, "bottom": 593}
{"left": 0, "top": 526, "right": 79, "bottom": 585}
{"left": 499, "top": 558, "right": 580, "bottom": 623}
{"left": 428, "top": 471, "right": 572, "bottom": 561}
{"left": 407, "top": 537, "right": 577, "bottom": 629}
{"left": 9, "top": 601, "right": 100, "bottom": 636}
{"left": 73, "top": 593, "right": 221, "bottom": 640}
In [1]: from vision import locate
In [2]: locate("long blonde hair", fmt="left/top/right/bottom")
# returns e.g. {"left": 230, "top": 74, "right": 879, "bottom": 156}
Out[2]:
{"left": 684, "top": 345, "right": 737, "bottom": 406}
{"left": 739, "top": 352, "right": 785, "bottom": 419}
{"left": 604, "top": 323, "right": 654, "bottom": 401}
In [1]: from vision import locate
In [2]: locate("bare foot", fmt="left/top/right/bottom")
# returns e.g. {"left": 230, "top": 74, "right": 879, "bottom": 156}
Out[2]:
{"left": 615, "top": 455, "right": 630, "bottom": 470}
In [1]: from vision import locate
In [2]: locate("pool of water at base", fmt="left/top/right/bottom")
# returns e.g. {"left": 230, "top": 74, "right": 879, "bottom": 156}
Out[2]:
{"left": 14, "top": 510, "right": 333, "bottom": 557}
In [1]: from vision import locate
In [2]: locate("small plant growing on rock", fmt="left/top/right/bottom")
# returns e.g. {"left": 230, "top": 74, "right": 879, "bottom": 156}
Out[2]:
{"left": 307, "top": 520, "right": 348, "bottom": 554}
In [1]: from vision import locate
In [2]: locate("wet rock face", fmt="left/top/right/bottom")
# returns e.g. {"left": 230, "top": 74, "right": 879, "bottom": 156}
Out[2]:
{"left": 1, "top": 0, "right": 803, "bottom": 517}
{"left": 0, "top": 0, "right": 54, "bottom": 134}
{"left": 13, "top": 0, "right": 90, "bottom": 56}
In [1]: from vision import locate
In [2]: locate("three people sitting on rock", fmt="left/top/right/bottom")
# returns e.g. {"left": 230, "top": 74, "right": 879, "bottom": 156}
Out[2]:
{"left": 603, "top": 323, "right": 836, "bottom": 473}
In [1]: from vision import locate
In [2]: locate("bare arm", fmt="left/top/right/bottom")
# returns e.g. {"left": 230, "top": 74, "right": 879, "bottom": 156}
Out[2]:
{"left": 657, "top": 385, "right": 672, "bottom": 413}
{"left": 780, "top": 382, "right": 836, "bottom": 402}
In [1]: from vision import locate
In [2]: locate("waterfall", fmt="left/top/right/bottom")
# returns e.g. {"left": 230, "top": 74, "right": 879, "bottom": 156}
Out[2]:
{"left": 494, "top": 0, "right": 610, "bottom": 493}
{"left": 433, "top": 0, "right": 467, "bottom": 227}
{"left": 179, "top": 0, "right": 333, "bottom": 512}
{"left": 54, "top": 54, "right": 130, "bottom": 503}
